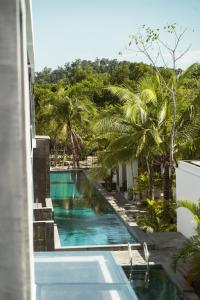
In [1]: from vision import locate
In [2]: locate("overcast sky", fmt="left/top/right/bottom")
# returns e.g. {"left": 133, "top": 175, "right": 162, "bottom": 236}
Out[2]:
{"left": 32, "top": 0, "right": 200, "bottom": 71}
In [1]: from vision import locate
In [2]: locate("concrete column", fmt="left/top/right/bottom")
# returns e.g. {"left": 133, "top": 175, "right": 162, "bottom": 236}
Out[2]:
{"left": 33, "top": 136, "right": 50, "bottom": 206}
{"left": 0, "top": 1, "right": 34, "bottom": 299}
{"left": 33, "top": 221, "right": 54, "bottom": 251}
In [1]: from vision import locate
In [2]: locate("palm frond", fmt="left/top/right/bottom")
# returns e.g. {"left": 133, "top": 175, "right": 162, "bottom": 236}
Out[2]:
{"left": 177, "top": 200, "right": 200, "bottom": 225}
{"left": 108, "top": 134, "right": 136, "bottom": 151}
{"left": 93, "top": 116, "right": 124, "bottom": 134}
{"left": 124, "top": 100, "right": 140, "bottom": 122}
{"left": 177, "top": 63, "right": 199, "bottom": 85}
{"left": 158, "top": 101, "right": 167, "bottom": 125}
{"left": 136, "top": 133, "right": 146, "bottom": 156}
{"left": 140, "top": 89, "right": 157, "bottom": 104}
{"left": 151, "top": 126, "right": 162, "bottom": 145}
{"left": 107, "top": 86, "right": 138, "bottom": 103}
{"left": 171, "top": 236, "right": 200, "bottom": 271}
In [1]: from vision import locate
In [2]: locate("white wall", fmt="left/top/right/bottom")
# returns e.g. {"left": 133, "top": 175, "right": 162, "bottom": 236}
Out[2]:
{"left": 0, "top": 1, "right": 34, "bottom": 299}
{"left": 117, "top": 160, "right": 138, "bottom": 193}
{"left": 126, "top": 159, "right": 138, "bottom": 189}
{"left": 176, "top": 161, "right": 200, "bottom": 238}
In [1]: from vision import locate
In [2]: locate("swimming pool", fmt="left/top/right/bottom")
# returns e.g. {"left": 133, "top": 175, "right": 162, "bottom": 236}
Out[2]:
{"left": 122, "top": 265, "right": 186, "bottom": 300}
{"left": 50, "top": 171, "right": 136, "bottom": 246}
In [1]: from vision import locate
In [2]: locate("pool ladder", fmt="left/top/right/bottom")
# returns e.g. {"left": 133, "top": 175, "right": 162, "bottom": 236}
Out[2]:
{"left": 128, "top": 242, "right": 150, "bottom": 288}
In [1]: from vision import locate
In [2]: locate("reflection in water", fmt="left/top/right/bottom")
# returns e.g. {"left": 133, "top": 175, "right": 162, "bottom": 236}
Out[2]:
{"left": 50, "top": 171, "right": 137, "bottom": 246}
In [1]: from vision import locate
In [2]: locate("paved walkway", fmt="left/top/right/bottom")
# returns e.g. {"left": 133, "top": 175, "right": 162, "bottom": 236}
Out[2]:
{"left": 95, "top": 187, "right": 199, "bottom": 300}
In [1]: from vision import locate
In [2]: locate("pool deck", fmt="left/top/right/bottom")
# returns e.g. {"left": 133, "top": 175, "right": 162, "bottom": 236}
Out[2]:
{"left": 50, "top": 169, "right": 199, "bottom": 299}
{"left": 92, "top": 181, "right": 199, "bottom": 300}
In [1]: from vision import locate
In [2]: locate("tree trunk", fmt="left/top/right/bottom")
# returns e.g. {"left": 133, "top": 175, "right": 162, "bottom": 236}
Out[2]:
{"left": 67, "top": 121, "right": 77, "bottom": 168}
{"left": 163, "top": 156, "right": 173, "bottom": 200}
{"left": 146, "top": 157, "right": 154, "bottom": 200}
{"left": 71, "top": 131, "right": 81, "bottom": 168}
{"left": 54, "top": 144, "right": 58, "bottom": 167}
{"left": 165, "top": 82, "right": 176, "bottom": 201}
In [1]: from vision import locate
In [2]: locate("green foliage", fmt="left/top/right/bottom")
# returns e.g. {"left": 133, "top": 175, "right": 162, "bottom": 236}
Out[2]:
{"left": 137, "top": 198, "right": 176, "bottom": 232}
{"left": 127, "top": 187, "right": 134, "bottom": 200}
{"left": 172, "top": 200, "right": 200, "bottom": 285}
{"left": 177, "top": 200, "right": 200, "bottom": 229}
{"left": 35, "top": 59, "right": 200, "bottom": 191}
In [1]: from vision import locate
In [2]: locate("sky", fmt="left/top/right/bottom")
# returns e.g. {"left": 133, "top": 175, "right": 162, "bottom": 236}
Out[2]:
{"left": 32, "top": 0, "right": 200, "bottom": 71}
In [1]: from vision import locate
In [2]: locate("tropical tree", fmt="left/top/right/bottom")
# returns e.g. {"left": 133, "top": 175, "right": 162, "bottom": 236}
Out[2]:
{"left": 137, "top": 198, "right": 176, "bottom": 232}
{"left": 172, "top": 200, "right": 200, "bottom": 283}
{"left": 93, "top": 62, "right": 200, "bottom": 200}
{"left": 124, "top": 25, "right": 199, "bottom": 200}
{"left": 40, "top": 87, "right": 96, "bottom": 167}
{"left": 93, "top": 74, "right": 165, "bottom": 198}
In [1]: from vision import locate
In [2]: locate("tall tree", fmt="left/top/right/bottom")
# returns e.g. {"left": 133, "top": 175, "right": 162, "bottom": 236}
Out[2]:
{"left": 40, "top": 87, "right": 96, "bottom": 167}
{"left": 126, "top": 24, "right": 193, "bottom": 199}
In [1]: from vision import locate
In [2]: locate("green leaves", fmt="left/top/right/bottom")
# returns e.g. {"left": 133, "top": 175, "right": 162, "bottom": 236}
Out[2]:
{"left": 177, "top": 199, "right": 200, "bottom": 226}
{"left": 136, "top": 133, "right": 146, "bottom": 157}
{"left": 172, "top": 236, "right": 200, "bottom": 271}
{"left": 141, "top": 89, "right": 157, "bottom": 104}
{"left": 107, "top": 86, "right": 136, "bottom": 103}
{"left": 158, "top": 101, "right": 167, "bottom": 125}
{"left": 137, "top": 198, "right": 176, "bottom": 232}
{"left": 172, "top": 199, "right": 200, "bottom": 280}
{"left": 96, "top": 73, "right": 168, "bottom": 163}
{"left": 124, "top": 96, "right": 141, "bottom": 122}
{"left": 151, "top": 126, "right": 162, "bottom": 145}
{"left": 177, "top": 63, "right": 199, "bottom": 86}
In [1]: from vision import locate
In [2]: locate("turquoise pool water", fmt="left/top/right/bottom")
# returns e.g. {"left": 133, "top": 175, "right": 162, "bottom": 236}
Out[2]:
{"left": 50, "top": 171, "right": 136, "bottom": 246}
{"left": 123, "top": 266, "right": 186, "bottom": 300}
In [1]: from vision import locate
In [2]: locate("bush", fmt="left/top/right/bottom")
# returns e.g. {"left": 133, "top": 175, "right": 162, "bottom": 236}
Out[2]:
{"left": 137, "top": 198, "right": 176, "bottom": 232}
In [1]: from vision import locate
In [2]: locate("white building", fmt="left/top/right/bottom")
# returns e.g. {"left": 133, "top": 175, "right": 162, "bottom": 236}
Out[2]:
{"left": 117, "top": 159, "right": 138, "bottom": 196}
{"left": 176, "top": 161, "right": 200, "bottom": 238}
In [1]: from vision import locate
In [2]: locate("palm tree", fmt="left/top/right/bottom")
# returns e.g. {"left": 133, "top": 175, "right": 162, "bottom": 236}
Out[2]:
{"left": 42, "top": 87, "right": 95, "bottom": 168}
{"left": 93, "top": 75, "right": 164, "bottom": 198}
{"left": 94, "top": 65, "right": 200, "bottom": 200}
{"left": 172, "top": 200, "right": 200, "bottom": 282}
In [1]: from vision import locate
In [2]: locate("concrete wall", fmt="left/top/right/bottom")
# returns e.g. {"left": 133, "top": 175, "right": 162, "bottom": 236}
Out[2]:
{"left": 34, "top": 221, "right": 54, "bottom": 251}
{"left": 33, "top": 136, "right": 50, "bottom": 206}
{"left": 34, "top": 207, "right": 53, "bottom": 221}
{"left": 117, "top": 160, "right": 138, "bottom": 192}
{"left": 0, "top": 0, "right": 34, "bottom": 299}
{"left": 176, "top": 161, "right": 200, "bottom": 238}
{"left": 126, "top": 159, "right": 138, "bottom": 189}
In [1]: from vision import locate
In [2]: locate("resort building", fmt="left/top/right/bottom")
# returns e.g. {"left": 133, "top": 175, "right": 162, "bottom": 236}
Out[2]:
{"left": 1, "top": 1, "right": 199, "bottom": 299}
{"left": 0, "top": 0, "right": 35, "bottom": 299}
{"left": 0, "top": 1, "right": 137, "bottom": 299}
{"left": 176, "top": 160, "right": 200, "bottom": 238}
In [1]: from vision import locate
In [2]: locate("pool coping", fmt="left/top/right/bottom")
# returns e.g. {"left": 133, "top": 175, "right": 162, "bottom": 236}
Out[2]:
{"left": 55, "top": 243, "right": 143, "bottom": 251}
{"left": 50, "top": 169, "right": 199, "bottom": 300}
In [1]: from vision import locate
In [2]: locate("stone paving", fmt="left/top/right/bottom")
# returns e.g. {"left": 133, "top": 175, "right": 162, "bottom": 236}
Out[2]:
{"left": 94, "top": 184, "right": 199, "bottom": 300}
